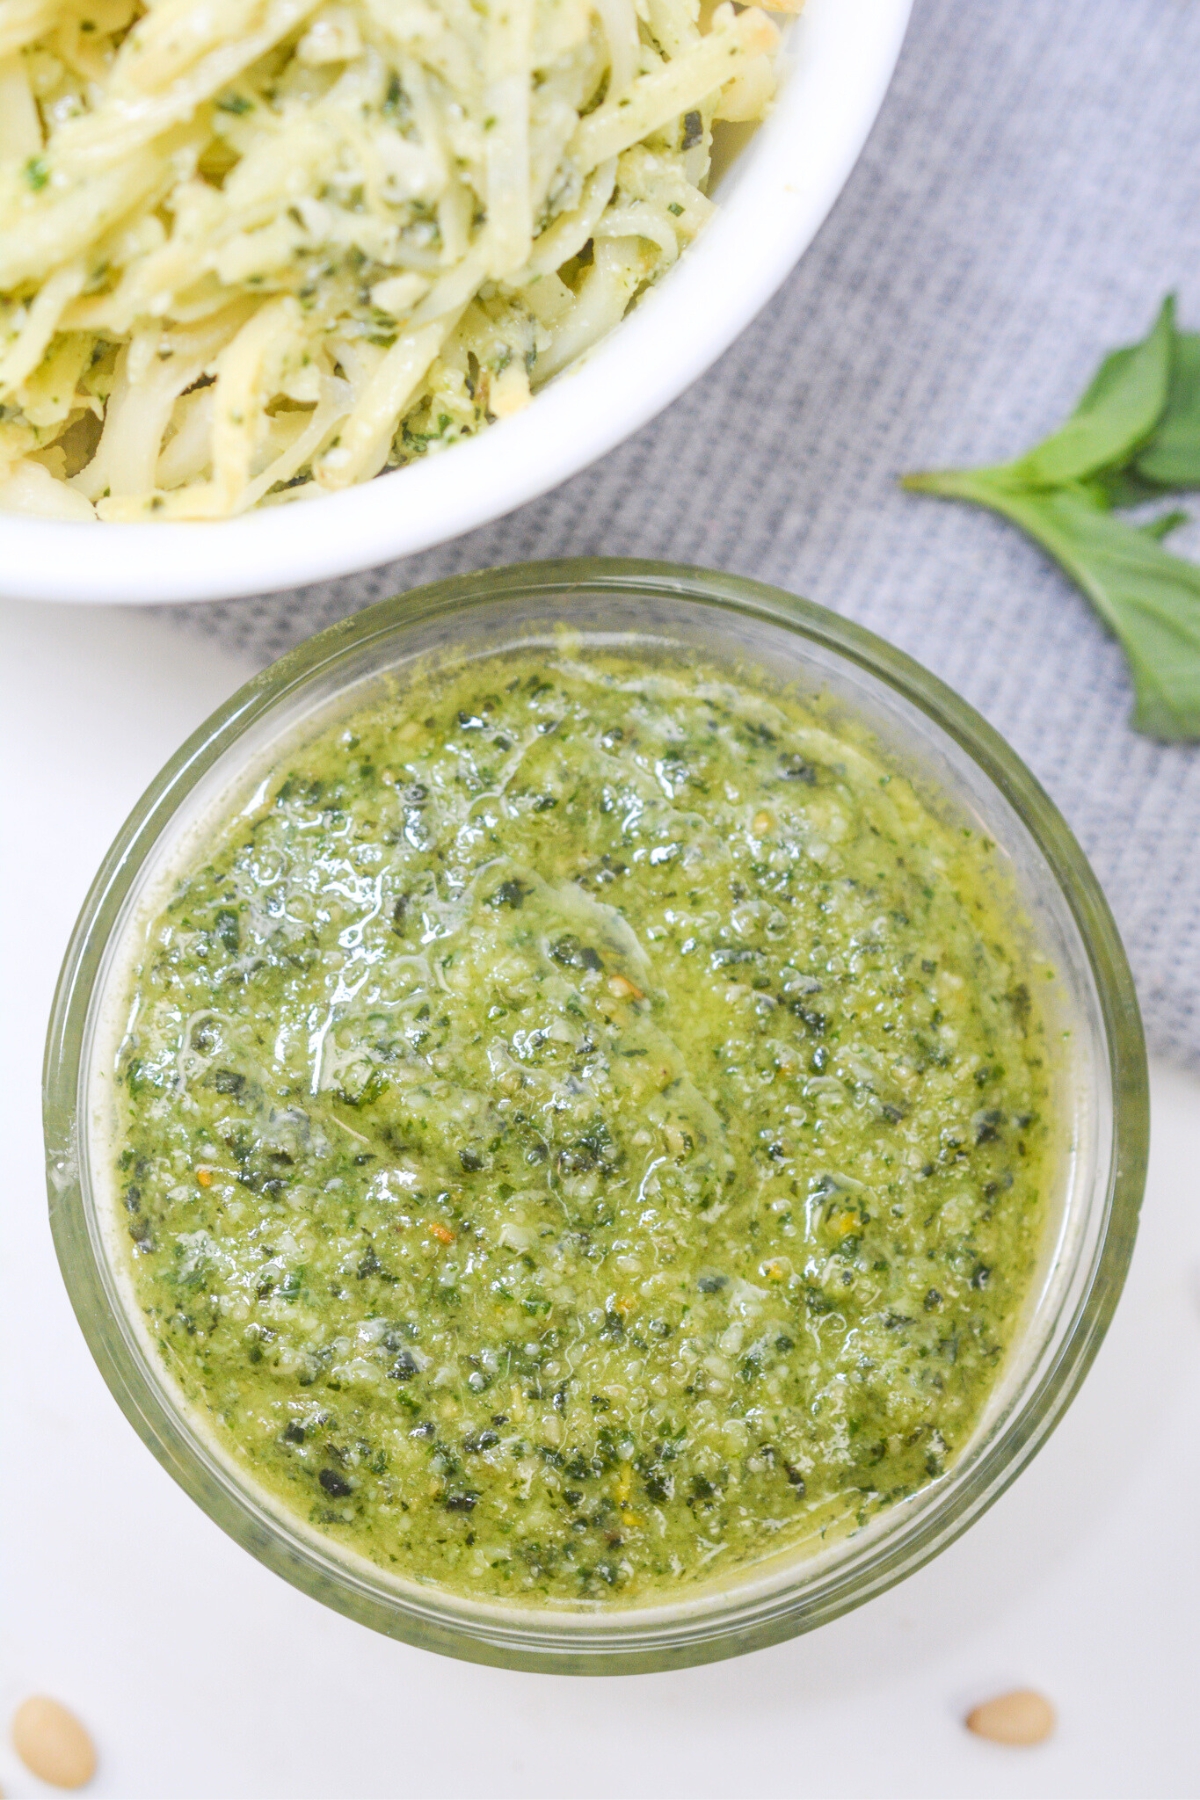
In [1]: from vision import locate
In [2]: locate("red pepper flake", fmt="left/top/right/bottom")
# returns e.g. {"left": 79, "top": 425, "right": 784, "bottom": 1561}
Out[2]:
{"left": 428, "top": 1221, "right": 456, "bottom": 1245}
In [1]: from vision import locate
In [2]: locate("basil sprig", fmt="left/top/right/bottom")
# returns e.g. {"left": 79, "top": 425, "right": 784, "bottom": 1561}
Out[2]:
{"left": 903, "top": 296, "right": 1200, "bottom": 740}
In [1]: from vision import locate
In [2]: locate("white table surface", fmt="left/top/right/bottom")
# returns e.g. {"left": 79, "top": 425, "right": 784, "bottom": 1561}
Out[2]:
{"left": 2, "top": 597, "right": 1197, "bottom": 1800}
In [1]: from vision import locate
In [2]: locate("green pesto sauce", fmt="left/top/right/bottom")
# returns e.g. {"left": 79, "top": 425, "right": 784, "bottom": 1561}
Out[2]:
{"left": 113, "top": 649, "right": 1053, "bottom": 1606}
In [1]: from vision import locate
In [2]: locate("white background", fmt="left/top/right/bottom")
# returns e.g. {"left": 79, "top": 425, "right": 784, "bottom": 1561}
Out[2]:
{"left": 3, "top": 598, "right": 1197, "bottom": 1800}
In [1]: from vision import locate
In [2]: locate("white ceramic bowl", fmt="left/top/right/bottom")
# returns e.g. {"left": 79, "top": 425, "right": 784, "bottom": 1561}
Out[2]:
{"left": 3, "top": 0, "right": 910, "bottom": 605}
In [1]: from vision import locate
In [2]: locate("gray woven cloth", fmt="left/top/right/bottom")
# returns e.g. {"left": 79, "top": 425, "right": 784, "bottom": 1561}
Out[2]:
{"left": 171, "top": 0, "right": 1200, "bottom": 1069}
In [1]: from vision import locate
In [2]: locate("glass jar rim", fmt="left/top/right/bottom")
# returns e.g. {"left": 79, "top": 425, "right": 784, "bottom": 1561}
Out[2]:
{"left": 43, "top": 558, "right": 1149, "bottom": 1674}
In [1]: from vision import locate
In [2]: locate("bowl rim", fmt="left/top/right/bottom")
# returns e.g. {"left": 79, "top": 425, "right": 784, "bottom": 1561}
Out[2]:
{"left": 2, "top": 0, "right": 912, "bottom": 605}
{"left": 43, "top": 557, "right": 1149, "bottom": 1672}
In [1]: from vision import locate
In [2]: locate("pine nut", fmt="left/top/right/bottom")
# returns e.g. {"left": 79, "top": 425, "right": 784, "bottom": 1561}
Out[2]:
{"left": 12, "top": 1696, "right": 97, "bottom": 1789}
{"left": 965, "top": 1688, "right": 1056, "bottom": 1746}
{"left": 608, "top": 973, "right": 644, "bottom": 1000}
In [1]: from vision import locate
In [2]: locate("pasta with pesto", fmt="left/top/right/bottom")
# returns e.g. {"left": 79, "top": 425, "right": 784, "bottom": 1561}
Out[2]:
{"left": 0, "top": 0, "right": 783, "bottom": 519}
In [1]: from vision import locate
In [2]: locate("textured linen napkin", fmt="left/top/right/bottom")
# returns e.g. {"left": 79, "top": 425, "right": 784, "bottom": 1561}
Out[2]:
{"left": 170, "top": 0, "right": 1200, "bottom": 1069}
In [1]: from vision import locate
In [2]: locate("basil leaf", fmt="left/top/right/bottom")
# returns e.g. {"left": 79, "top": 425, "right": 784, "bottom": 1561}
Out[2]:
{"left": 1134, "top": 330, "right": 1200, "bottom": 488}
{"left": 1005, "top": 295, "right": 1174, "bottom": 488}
{"left": 904, "top": 469, "right": 1200, "bottom": 740}
{"left": 1137, "top": 507, "right": 1190, "bottom": 542}
{"left": 1091, "top": 466, "right": 1166, "bottom": 509}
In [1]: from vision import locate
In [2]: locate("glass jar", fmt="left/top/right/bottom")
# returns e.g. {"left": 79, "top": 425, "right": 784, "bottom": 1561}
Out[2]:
{"left": 43, "top": 560, "right": 1148, "bottom": 1673}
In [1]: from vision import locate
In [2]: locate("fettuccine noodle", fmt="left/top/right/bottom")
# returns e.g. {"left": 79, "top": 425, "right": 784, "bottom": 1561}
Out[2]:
{"left": 0, "top": 0, "right": 783, "bottom": 519}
